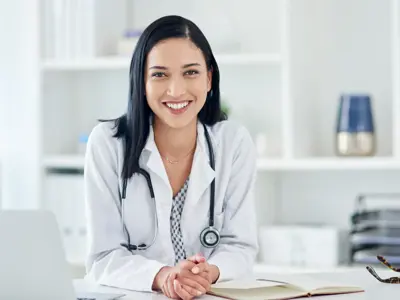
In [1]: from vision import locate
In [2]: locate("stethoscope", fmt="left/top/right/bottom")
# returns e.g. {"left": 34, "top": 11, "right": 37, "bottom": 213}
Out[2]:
{"left": 120, "top": 123, "right": 223, "bottom": 251}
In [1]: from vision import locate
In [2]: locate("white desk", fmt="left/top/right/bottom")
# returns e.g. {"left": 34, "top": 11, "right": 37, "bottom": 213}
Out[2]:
{"left": 74, "top": 269, "right": 399, "bottom": 299}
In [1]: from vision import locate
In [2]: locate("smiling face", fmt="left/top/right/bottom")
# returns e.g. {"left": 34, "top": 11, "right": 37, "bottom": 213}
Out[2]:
{"left": 145, "top": 38, "right": 212, "bottom": 129}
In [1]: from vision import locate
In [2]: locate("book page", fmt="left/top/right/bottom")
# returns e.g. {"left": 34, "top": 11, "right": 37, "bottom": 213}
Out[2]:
{"left": 312, "top": 286, "right": 364, "bottom": 296}
{"left": 209, "top": 285, "right": 306, "bottom": 300}
{"left": 257, "top": 273, "right": 361, "bottom": 292}
{"left": 212, "top": 278, "right": 285, "bottom": 289}
{"left": 210, "top": 273, "right": 363, "bottom": 300}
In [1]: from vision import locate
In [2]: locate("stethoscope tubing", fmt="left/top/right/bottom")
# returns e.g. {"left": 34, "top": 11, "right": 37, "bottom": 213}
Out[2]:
{"left": 119, "top": 123, "right": 218, "bottom": 251}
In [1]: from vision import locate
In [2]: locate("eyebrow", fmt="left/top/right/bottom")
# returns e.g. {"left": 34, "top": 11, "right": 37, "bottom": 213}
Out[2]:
{"left": 148, "top": 63, "right": 201, "bottom": 70}
{"left": 182, "top": 63, "right": 201, "bottom": 68}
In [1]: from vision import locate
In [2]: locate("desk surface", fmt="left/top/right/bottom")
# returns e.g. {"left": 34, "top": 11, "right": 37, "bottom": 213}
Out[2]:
{"left": 74, "top": 269, "right": 399, "bottom": 299}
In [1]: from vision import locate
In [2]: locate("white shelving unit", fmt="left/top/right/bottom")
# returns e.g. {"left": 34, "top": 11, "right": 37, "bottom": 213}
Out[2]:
{"left": 3, "top": 0, "right": 400, "bottom": 272}
{"left": 39, "top": 0, "right": 400, "bottom": 170}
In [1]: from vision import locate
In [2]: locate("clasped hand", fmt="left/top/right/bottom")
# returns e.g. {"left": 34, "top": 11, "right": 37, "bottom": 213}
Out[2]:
{"left": 157, "top": 254, "right": 219, "bottom": 299}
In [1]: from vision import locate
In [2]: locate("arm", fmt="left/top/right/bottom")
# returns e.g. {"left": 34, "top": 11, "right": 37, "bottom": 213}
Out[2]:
{"left": 84, "top": 123, "right": 166, "bottom": 292}
{"left": 207, "top": 126, "right": 259, "bottom": 282}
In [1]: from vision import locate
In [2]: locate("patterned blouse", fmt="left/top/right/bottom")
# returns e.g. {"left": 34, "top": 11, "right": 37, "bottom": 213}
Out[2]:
{"left": 170, "top": 178, "right": 189, "bottom": 265}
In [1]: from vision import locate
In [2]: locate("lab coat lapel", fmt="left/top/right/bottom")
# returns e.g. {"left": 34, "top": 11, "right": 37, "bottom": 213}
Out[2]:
{"left": 143, "top": 125, "right": 171, "bottom": 196}
{"left": 142, "top": 124, "right": 173, "bottom": 257}
{"left": 186, "top": 122, "right": 215, "bottom": 209}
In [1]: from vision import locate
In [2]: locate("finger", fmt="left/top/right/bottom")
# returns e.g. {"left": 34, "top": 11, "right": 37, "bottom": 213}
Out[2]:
{"left": 191, "top": 262, "right": 209, "bottom": 274}
{"left": 177, "top": 276, "right": 207, "bottom": 295}
{"left": 177, "top": 260, "right": 196, "bottom": 271}
{"left": 163, "top": 273, "right": 172, "bottom": 298}
{"left": 174, "top": 279, "right": 195, "bottom": 300}
{"left": 199, "top": 271, "right": 213, "bottom": 284}
{"left": 162, "top": 286, "right": 176, "bottom": 299}
{"left": 187, "top": 253, "right": 206, "bottom": 264}
{"left": 161, "top": 285, "right": 166, "bottom": 297}
{"left": 181, "top": 283, "right": 204, "bottom": 298}
{"left": 188, "top": 253, "right": 206, "bottom": 264}
{"left": 181, "top": 271, "right": 211, "bottom": 291}
{"left": 163, "top": 274, "right": 178, "bottom": 299}
{"left": 167, "top": 273, "right": 179, "bottom": 299}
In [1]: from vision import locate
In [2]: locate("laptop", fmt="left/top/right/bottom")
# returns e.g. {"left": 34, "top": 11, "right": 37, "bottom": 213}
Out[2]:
{"left": 0, "top": 210, "right": 125, "bottom": 300}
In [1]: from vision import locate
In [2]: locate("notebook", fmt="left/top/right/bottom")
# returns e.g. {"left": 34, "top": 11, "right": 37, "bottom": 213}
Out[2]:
{"left": 208, "top": 273, "right": 364, "bottom": 300}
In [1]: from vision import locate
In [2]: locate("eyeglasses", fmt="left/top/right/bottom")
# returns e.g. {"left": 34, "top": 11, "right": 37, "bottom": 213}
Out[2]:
{"left": 366, "top": 255, "right": 400, "bottom": 283}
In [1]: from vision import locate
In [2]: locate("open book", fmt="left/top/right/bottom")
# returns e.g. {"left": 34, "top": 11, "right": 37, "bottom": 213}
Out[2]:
{"left": 208, "top": 273, "right": 364, "bottom": 300}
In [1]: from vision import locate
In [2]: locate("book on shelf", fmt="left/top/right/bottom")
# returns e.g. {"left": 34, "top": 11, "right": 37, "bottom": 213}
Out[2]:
{"left": 208, "top": 273, "right": 364, "bottom": 300}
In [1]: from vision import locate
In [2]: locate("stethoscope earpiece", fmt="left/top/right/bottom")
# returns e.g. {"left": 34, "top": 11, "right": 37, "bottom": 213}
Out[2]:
{"left": 200, "top": 226, "right": 220, "bottom": 248}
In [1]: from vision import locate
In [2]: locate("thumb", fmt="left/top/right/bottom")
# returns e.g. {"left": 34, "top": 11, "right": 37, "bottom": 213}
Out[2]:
{"left": 187, "top": 253, "right": 206, "bottom": 264}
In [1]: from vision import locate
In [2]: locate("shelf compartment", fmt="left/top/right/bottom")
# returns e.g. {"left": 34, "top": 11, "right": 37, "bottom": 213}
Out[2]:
{"left": 41, "top": 53, "right": 282, "bottom": 71}
{"left": 289, "top": 0, "right": 393, "bottom": 158}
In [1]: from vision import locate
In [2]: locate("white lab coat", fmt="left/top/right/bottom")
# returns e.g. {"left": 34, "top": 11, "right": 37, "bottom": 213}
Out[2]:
{"left": 83, "top": 119, "right": 259, "bottom": 292}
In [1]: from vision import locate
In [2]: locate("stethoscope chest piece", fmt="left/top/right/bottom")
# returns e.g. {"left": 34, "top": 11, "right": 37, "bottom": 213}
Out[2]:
{"left": 200, "top": 226, "right": 220, "bottom": 248}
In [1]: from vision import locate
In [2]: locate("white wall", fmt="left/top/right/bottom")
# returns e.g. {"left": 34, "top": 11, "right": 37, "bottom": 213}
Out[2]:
{"left": 0, "top": 0, "right": 42, "bottom": 209}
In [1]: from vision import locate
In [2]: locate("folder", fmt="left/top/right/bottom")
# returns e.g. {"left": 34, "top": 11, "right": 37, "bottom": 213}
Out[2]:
{"left": 208, "top": 273, "right": 364, "bottom": 299}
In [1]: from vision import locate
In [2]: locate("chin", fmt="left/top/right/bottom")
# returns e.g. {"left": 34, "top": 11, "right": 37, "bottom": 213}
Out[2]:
{"left": 161, "top": 116, "right": 197, "bottom": 129}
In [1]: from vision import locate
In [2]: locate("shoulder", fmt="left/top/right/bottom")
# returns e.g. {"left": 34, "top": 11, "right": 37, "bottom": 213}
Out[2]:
{"left": 209, "top": 120, "right": 254, "bottom": 147}
{"left": 208, "top": 120, "right": 255, "bottom": 158}
{"left": 86, "top": 121, "right": 120, "bottom": 157}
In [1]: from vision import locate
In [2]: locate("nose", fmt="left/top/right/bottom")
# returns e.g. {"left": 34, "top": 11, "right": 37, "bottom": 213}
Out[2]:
{"left": 166, "top": 77, "right": 186, "bottom": 98}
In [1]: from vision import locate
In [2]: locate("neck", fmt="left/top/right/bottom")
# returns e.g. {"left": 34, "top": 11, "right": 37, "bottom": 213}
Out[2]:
{"left": 153, "top": 118, "right": 197, "bottom": 160}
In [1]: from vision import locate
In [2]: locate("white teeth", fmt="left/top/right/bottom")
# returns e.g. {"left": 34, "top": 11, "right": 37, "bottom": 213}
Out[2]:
{"left": 166, "top": 101, "right": 189, "bottom": 110}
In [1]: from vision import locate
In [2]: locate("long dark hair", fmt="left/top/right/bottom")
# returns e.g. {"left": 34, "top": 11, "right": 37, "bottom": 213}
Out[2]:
{"left": 110, "top": 15, "right": 227, "bottom": 182}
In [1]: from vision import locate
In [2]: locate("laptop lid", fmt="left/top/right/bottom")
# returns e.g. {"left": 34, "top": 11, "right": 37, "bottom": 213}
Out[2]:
{"left": 0, "top": 210, "right": 76, "bottom": 300}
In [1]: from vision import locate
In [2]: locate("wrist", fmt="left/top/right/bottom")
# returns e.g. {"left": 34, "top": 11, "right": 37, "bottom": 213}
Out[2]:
{"left": 152, "top": 266, "right": 171, "bottom": 291}
{"left": 209, "top": 264, "right": 220, "bottom": 283}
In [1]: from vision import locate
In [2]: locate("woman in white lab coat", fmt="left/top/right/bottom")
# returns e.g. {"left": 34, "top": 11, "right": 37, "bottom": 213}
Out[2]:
{"left": 84, "top": 15, "right": 259, "bottom": 299}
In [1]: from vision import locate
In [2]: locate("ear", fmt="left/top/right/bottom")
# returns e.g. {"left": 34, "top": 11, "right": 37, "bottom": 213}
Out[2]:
{"left": 207, "top": 68, "right": 212, "bottom": 92}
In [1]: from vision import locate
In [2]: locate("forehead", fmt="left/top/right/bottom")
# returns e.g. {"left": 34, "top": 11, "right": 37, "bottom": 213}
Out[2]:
{"left": 146, "top": 38, "right": 206, "bottom": 67}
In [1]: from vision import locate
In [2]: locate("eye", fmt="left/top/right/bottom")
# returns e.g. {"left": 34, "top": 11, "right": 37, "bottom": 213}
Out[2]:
{"left": 184, "top": 69, "right": 199, "bottom": 76}
{"left": 151, "top": 72, "right": 166, "bottom": 78}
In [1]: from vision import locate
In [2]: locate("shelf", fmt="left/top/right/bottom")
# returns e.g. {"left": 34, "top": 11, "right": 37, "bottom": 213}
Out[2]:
{"left": 257, "top": 157, "right": 400, "bottom": 171}
{"left": 43, "top": 155, "right": 85, "bottom": 169}
{"left": 42, "top": 155, "right": 400, "bottom": 171}
{"left": 41, "top": 53, "right": 282, "bottom": 71}
{"left": 42, "top": 57, "right": 131, "bottom": 71}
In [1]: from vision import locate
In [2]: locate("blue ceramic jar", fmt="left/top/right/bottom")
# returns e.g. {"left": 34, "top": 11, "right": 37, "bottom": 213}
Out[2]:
{"left": 336, "top": 94, "right": 376, "bottom": 156}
